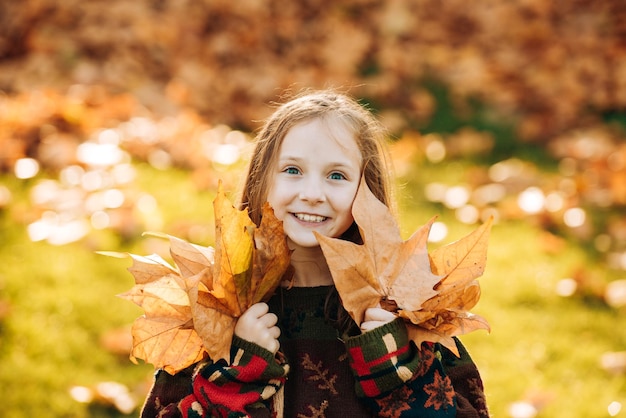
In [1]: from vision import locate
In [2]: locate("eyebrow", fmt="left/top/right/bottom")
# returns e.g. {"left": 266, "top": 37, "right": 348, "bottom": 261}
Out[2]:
{"left": 278, "top": 155, "right": 359, "bottom": 169}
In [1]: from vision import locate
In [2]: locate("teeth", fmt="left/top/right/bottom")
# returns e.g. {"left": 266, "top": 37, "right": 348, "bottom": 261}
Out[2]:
{"left": 294, "top": 213, "right": 326, "bottom": 223}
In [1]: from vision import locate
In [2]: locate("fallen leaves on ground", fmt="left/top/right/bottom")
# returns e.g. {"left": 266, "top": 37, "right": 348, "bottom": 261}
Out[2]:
{"left": 315, "top": 178, "right": 491, "bottom": 354}
{"left": 3, "top": 0, "right": 626, "bottom": 141}
{"left": 107, "top": 181, "right": 291, "bottom": 373}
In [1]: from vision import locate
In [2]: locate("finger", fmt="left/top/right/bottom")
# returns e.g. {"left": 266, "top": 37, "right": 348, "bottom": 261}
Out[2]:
{"left": 364, "top": 307, "right": 396, "bottom": 322}
{"left": 258, "top": 333, "right": 280, "bottom": 353}
{"left": 360, "top": 320, "right": 386, "bottom": 332}
{"left": 259, "top": 312, "right": 278, "bottom": 328}
{"left": 268, "top": 339, "right": 280, "bottom": 354}
{"left": 268, "top": 325, "right": 281, "bottom": 339}
{"left": 246, "top": 302, "right": 269, "bottom": 319}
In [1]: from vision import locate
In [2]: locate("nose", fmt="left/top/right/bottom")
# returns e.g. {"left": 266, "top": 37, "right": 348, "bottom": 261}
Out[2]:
{"left": 299, "top": 176, "right": 326, "bottom": 203}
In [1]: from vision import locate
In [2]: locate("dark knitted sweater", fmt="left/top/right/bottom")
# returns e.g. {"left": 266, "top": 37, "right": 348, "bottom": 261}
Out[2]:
{"left": 140, "top": 286, "right": 489, "bottom": 417}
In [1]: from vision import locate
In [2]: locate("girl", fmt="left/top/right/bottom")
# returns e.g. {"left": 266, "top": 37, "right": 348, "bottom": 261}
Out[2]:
{"left": 141, "top": 90, "right": 489, "bottom": 417}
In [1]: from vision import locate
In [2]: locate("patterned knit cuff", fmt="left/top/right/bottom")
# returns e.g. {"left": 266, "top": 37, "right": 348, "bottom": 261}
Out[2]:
{"left": 230, "top": 335, "right": 290, "bottom": 380}
{"left": 184, "top": 336, "right": 289, "bottom": 416}
{"left": 231, "top": 335, "right": 274, "bottom": 361}
{"left": 344, "top": 318, "right": 420, "bottom": 397}
{"left": 344, "top": 317, "right": 409, "bottom": 349}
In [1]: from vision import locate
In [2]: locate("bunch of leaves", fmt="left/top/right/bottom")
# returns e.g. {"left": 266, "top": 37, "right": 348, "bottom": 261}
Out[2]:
{"left": 314, "top": 178, "right": 491, "bottom": 355}
{"left": 106, "top": 182, "right": 291, "bottom": 374}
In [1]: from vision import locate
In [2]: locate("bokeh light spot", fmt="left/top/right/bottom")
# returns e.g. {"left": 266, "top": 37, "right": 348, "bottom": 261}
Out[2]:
{"left": 425, "top": 138, "right": 446, "bottom": 163}
{"left": 81, "top": 170, "right": 106, "bottom": 191}
{"left": 563, "top": 207, "right": 586, "bottom": 228}
{"left": 456, "top": 205, "right": 479, "bottom": 224}
{"left": 111, "top": 163, "right": 136, "bottom": 184}
{"left": 518, "top": 187, "right": 545, "bottom": 214}
{"left": 103, "top": 189, "right": 125, "bottom": 209}
{"left": 98, "top": 128, "right": 121, "bottom": 145}
{"left": 608, "top": 401, "right": 622, "bottom": 417}
{"left": 148, "top": 149, "right": 172, "bottom": 170}
{"left": 428, "top": 221, "right": 448, "bottom": 243}
{"left": 0, "top": 185, "right": 12, "bottom": 207}
{"left": 77, "top": 143, "right": 124, "bottom": 167}
{"left": 555, "top": 278, "right": 577, "bottom": 297}
{"left": 443, "top": 185, "right": 470, "bottom": 209}
{"left": 211, "top": 143, "right": 240, "bottom": 166}
{"left": 137, "top": 193, "right": 158, "bottom": 213}
{"left": 544, "top": 192, "right": 564, "bottom": 212}
{"left": 60, "top": 165, "right": 85, "bottom": 186}
{"left": 91, "top": 211, "right": 110, "bottom": 230}
{"left": 424, "top": 182, "right": 447, "bottom": 202}
{"left": 472, "top": 183, "right": 506, "bottom": 205}
{"left": 489, "top": 159, "right": 524, "bottom": 182}
{"left": 508, "top": 401, "right": 537, "bottom": 418}
{"left": 15, "top": 158, "right": 40, "bottom": 179}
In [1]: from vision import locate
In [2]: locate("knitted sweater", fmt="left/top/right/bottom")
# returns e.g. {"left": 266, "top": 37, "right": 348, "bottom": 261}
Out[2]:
{"left": 140, "top": 286, "right": 489, "bottom": 417}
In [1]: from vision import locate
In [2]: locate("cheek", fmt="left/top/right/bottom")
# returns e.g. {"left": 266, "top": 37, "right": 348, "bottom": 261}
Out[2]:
{"left": 345, "top": 184, "right": 360, "bottom": 210}
{"left": 266, "top": 187, "right": 286, "bottom": 220}
{"left": 336, "top": 192, "right": 357, "bottom": 222}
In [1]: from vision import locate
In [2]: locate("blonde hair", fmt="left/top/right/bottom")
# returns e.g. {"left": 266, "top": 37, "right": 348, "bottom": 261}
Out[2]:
{"left": 239, "top": 89, "right": 395, "bottom": 228}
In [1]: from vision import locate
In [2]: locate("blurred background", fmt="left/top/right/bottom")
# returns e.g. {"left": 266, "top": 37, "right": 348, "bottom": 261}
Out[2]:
{"left": 1, "top": 0, "right": 626, "bottom": 417}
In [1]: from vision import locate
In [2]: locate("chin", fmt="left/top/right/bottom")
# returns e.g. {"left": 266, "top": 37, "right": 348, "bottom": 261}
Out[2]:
{"left": 287, "top": 234, "right": 322, "bottom": 249}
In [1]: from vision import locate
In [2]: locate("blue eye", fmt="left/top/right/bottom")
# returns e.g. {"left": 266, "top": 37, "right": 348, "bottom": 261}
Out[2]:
{"left": 284, "top": 167, "right": 300, "bottom": 175}
{"left": 329, "top": 172, "right": 345, "bottom": 180}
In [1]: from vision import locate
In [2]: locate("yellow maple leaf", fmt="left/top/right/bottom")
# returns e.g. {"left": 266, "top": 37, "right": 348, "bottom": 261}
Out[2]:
{"left": 315, "top": 177, "right": 491, "bottom": 355}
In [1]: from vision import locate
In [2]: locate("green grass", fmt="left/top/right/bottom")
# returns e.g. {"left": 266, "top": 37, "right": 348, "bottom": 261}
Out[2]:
{"left": 0, "top": 167, "right": 217, "bottom": 418}
{"left": 1, "top": 160, "right": 625, "bottom": 417}
{"left": 396, "top": 158, "right": 626, "bottom": 417}
{"left": 461, "top": 221, "right": 626, "bottom": 417}
{"left": 0, "top": 182, "right": 153, "bottom": 417}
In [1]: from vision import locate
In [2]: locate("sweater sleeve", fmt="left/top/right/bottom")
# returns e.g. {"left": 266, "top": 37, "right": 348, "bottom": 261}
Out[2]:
{"left": 140, "top": 335, "right": 289, "bottom": 418}
{"left": 344, "top": 318, "right": 459, "bottom": 417}
{"left": 440, "top": 338, "right": 490, "bottom": 418}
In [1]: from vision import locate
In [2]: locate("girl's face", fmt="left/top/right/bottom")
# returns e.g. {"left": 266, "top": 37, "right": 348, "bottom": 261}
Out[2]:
{"left": 266, "top": 117, "right": 362, "bottom": 248}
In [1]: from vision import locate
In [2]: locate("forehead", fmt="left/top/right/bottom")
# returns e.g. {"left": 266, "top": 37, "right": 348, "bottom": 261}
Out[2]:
{"left": 279, "top": 116, "right": 361, "bottom": 158}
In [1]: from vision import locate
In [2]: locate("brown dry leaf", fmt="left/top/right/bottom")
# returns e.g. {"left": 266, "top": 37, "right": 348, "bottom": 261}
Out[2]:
{"left": 118, "top": 254, "right": 206, "bottom": 374}
{"left": 251, "top": 202, "right": 295, "bottom": 304}
{"left": 112, "top": 181, "right": 291, "bottom": 372}
{"left": 315, "top": 177, "right": 491, "bottom": 355}
{"left": 189, "top": 190, "right": 291, "bottom": 362}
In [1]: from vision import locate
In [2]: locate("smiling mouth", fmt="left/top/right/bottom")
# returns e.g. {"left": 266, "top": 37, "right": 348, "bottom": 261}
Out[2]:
{"left": 293, "top": 213, "right": 327, "bottom": 223}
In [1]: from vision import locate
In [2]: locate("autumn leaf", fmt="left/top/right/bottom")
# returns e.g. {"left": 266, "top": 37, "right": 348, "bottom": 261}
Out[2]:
{"left": 315, "top": 177, "right": 491, "bottom": 355}
{"left": 108, "top": 181, "right": 291, "bottom": 372}
{"left": 117, "top": 254, "right": 206, "bottom": 374}
{"left": 250, "top": 203, "right": 295, "bottom": 304}
{"left": 189, "top": 190, "right": 291, "bottom": 363}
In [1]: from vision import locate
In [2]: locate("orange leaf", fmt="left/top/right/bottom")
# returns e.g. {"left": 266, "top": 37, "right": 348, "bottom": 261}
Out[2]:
{"left": 110, "top": 180, "right": 291, "bottom": 371}
{"left": 118, "top": 272, "right": 207, "bottom": 374}
{"left": 316, "top": 177, "right": 491, "bottom": 355}
{"left": 315, "top": 177, "right": 441, "bottom": 324}
{"left": 309, "top": 233, "right": 381, "bottom": 325}
{"left": 384, "top": 218, "right": 441, "bottom": 311}
{"left": 429, "top": 216, "right": 493, "bottom": 292}
{"left": 187, "top": 274, "right": 237, "bottom": 364}
{"left": 167, "top": 235, "right": 215, "bottom": 279}
{"left": 127, "top": 253, "right": 179, "bottom": 285}
{"left": 250, "top": 202, "right": 293, "bottom": 304}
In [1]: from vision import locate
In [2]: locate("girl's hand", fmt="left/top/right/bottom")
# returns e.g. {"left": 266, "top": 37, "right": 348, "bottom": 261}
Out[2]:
{"left": 360, "top": 306, "right": 397, "bottom": 332}
{"left": 234, "top": 302, "right": 281, "bottom": 354}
